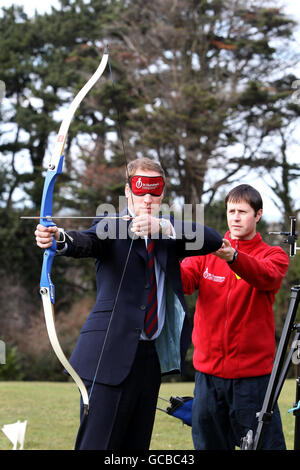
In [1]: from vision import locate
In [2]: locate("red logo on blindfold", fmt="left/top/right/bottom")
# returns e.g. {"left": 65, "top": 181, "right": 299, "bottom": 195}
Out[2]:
{"left": 130, "top": 175, "right": 165, "bottom": 196}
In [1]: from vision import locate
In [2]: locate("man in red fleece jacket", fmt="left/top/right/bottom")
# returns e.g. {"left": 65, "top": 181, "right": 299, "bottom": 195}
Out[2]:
{"left": 180, "top": 184, "right": 289, "bottom": 450}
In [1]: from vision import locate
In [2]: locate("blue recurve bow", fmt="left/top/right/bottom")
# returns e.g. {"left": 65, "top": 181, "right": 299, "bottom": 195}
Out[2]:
{"left": 39, "top": 49, "right": 109, "bottom": 416}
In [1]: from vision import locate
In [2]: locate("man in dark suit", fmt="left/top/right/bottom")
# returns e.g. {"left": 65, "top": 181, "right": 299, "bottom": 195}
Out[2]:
{"left": 35, "top": 157, "right": 222, "bottom": 450}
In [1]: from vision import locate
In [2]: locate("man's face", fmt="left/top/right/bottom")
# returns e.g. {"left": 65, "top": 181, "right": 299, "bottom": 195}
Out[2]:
{"left": 125, "top": 170, "right": 164, "bottom": 216}
{"left": 227, "top": 200, "right": 262, "bottom": 240}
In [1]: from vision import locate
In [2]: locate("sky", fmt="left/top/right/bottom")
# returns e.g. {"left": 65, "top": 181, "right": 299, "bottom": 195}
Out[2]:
{"left": 0, "top": 0, "right": 299, "bottom": 221}
{"left": 1, "top": 0, "right": 299, "bottom": 25}
{"left": 0, "top": 0, "right": 60, "bottom": 16}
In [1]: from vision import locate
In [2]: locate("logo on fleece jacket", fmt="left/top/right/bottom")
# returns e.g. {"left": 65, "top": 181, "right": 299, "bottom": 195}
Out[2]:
{"left": 203, "top": 268, "right": 225, "bottom": 283}
{"left": 203, "top": 267, "right": 241, "bottom": 282}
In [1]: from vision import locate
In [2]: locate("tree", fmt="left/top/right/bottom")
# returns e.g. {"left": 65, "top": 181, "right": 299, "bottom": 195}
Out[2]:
{"left": 1, "top": 0, "right": 299, "bottom": 378}
{"left": 103, "top": 0, "right": 300, "bottom": 217}
{"left": 232, "top": 75, "right": 300, "bottom": 225}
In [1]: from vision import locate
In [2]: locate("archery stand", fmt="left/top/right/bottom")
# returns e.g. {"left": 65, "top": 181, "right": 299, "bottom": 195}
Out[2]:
{"left": 241, "top": 216, "right": 300, "bottom": 450}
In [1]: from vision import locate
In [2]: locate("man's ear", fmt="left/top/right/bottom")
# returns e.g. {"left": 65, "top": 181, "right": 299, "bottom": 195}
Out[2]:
{"left": 256, "top": 208, "right": 263, "bottom": 224}
{"left": 125, "top": 182, "right": 130, "bottom": 199}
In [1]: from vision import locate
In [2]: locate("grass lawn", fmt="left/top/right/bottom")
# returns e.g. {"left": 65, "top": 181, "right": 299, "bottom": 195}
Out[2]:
{"left": 0, "top": 379, "right": 297, "bottom": 450}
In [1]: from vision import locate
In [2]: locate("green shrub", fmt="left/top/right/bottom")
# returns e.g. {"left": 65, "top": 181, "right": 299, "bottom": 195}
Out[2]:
{"left": 0, "top": 342, "right": 24, "bottom": 380}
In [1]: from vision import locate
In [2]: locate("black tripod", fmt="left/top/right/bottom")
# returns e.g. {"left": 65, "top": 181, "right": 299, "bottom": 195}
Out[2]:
{"left": 241, "top": 216, "right": 300, "bottom": 450}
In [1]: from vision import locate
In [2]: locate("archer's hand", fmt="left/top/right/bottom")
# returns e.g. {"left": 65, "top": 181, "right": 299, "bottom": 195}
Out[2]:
{"left": 131, "top": 214, "right": 160, "bottom": 237}
{"left": 35, "top": 224, "right": 60, "bottom": 248}
{"left": 131, "top": 214, "right": 172, "bottom": 237}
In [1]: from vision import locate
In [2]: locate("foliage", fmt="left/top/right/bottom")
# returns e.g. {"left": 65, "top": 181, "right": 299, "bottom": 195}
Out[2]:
{"left": 0, "top": 0, "right": 299, "bottom": 380}
{"left": 1, "top": 0, "right": 299, "bottom": 214}
{"left": 274, "top": 248, "right": 300, "bottom": 330}
{"left": 21, "top": 351, "right": 69, "bottom": 382}
{"left": 103, "top": 0, "right": 300, "bottom": 211}
{"left": 0, "top": 342, "right": 24, "bottom": 380}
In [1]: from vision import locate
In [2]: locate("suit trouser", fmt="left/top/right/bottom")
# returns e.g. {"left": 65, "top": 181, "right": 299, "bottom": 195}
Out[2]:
{"left": 75, "top": 340, "right": 161, "bottom": 450}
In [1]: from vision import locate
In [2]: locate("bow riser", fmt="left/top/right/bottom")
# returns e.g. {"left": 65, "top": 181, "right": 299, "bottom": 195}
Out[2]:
{"left": 40, "top": 155, "right": 64, "bottom": 303}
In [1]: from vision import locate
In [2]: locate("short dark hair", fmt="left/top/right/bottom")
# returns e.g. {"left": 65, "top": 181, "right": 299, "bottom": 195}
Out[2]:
{"left": 225, "top": 184, "right": 263, "bottom": 215}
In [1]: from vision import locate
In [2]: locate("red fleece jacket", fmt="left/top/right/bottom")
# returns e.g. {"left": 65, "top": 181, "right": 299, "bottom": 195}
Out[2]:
{"left": 180, "top": 232, "right": 289, "bottom": 378}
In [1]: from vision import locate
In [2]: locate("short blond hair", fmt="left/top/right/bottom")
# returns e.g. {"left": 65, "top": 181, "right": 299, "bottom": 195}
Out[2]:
{"left": 126, "top": 158, "right": 165, "bottom": 181}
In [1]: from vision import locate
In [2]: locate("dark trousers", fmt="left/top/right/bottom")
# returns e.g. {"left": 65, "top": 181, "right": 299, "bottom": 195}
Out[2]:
{"left": 75, "top": 340, "right": 161, "bottom": 450}
{"left": 192, "top": 372, "right": 286, "bottom": 450}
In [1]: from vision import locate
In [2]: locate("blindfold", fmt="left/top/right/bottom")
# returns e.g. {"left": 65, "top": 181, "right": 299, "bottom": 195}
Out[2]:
{"left": 130, "top": 175, "right": 165, "bottom": 197}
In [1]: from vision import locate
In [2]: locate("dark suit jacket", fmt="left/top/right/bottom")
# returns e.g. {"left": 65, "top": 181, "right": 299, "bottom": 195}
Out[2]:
{"left": 60, "top": 215, "right": 222, "bottom": 386}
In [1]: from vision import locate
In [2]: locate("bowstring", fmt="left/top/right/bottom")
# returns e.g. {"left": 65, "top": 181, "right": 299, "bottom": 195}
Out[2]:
{"left": 88, "top": 46, "right": 137, "bottom": 407}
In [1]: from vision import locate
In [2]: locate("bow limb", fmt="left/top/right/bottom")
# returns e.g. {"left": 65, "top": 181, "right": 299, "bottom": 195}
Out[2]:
{"left": 39, "top": 50, "right": 109, "bottom": 416}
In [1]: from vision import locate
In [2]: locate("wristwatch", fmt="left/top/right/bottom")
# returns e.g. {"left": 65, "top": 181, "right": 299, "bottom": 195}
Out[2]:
{"left": 159, "top": 218, "right": 169, "bottom": 234}
{"left": 227, "top": 250, "right": 238, "bottom": 264}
